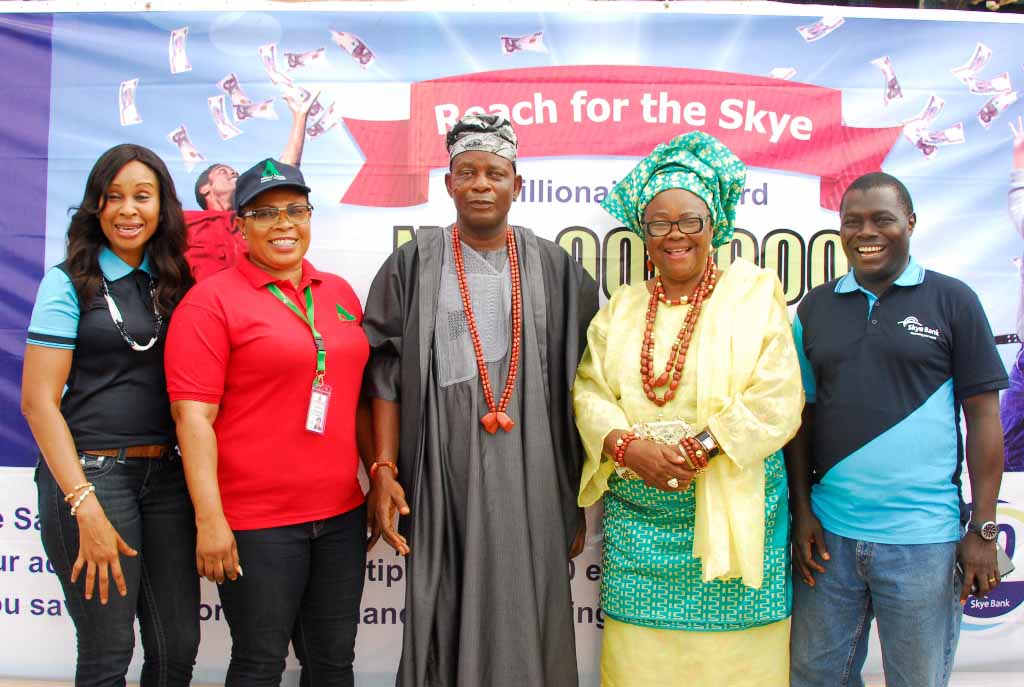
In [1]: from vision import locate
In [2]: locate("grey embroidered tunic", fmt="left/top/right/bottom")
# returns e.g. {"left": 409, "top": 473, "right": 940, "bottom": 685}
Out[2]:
{"left": 362, "top": 226, "right": 599, "bottom": 687}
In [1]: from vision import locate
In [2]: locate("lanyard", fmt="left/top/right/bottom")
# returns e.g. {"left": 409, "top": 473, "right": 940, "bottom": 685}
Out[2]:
{"left": 266, "top": 284, "right": 326, "bottom": 385}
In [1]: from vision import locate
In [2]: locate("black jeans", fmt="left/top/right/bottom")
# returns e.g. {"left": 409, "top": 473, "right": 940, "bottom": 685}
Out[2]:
{"left": 36, "top": 455, "right": 200, "bottom": 687}
{"left": 218, "top": 505, "right": 367, "bottom": 687}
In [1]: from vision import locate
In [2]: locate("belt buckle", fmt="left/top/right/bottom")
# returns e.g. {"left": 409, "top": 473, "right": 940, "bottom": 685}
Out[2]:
{"left": 79, "top": 453, "right": 106, "bottom": 468}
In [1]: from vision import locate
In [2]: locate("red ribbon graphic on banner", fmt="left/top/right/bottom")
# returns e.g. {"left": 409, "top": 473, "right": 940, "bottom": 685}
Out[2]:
{"left": 341, "top": 66, "right": 902, "bottom": 211}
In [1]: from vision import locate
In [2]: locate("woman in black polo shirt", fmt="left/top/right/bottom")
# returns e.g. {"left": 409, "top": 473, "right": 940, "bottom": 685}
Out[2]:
{"left": 21, "top": 143, "right": 198, "bottom": 686}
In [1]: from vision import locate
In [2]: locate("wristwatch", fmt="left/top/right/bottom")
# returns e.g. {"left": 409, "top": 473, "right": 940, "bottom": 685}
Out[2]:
{"left": 968, "top": 520, "right": 999, "bottom": 541}
{"left": 693, "top": 430, "right": 721, "bottom": 459}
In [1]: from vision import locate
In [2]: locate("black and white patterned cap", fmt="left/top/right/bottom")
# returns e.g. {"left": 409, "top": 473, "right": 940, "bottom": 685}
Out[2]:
{"left": 446, "top": 113, "right": 518, "bottom": 164}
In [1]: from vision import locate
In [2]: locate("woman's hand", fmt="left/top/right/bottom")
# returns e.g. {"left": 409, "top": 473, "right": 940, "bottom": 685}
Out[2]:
{"left": 367, "top": 469, "right": 410, "bottom": 555}
{"left": 623, "top": 439, "right": 697, "bottom": 492}
{"left": 70, "top": 497, "right": 137, "bottom": 604}
{"left": 170, "top": 400, "right": 238, "bottom": 583}
{"left": 1012, "top": 115, "right": 1024, "bottom": 170}
{"left": 196, "top": 513, "right": 240, "bottom": 584}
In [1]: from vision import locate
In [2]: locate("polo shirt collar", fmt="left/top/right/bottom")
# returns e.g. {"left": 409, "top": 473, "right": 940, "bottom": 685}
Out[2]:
{"left": 99, "top": 246, "right": 153, "bottom": 280}
{"left": 835, "top": 256, "right": 924, "bottom": 294}
{"left": 235, "top": 252, "right": 323, "bottom": 290}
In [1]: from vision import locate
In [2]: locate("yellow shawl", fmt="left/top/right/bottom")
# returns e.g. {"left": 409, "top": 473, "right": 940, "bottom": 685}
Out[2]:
{"left": 574, "top": 258, "right": 804, "bottom": 587}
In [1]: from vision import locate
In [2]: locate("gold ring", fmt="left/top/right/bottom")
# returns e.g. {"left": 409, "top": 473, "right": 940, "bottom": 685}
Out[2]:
{"left": 988, "top": 576, "right": 998, "bottom": 583}
{"left": 667, "top": 477, "right": 680, "bottom": 489}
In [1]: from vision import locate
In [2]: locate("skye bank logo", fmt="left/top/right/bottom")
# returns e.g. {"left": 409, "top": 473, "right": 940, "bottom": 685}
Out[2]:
{"left": 897, "top": 315, "right": 941, "bottom": 341}
{"left": 962, "top": 500, "right": 1024, "bottom": 632}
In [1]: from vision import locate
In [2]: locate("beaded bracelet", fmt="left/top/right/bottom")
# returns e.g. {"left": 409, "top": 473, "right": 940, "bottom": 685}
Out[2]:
{"left": 370, "top": 460, "right": 399, "bottom": 480}
{"left": 612, "top": 431, "right": 639, "bottom": 468}
{"left": 690, "top": 437, "right": 711, "bottom": 470}
{"left": 63, "top": 482, "right": 93, "bottom": 504}
{"left": 676, "top": 444, "right": 696, "bottom": 470}
{"left": 680, "top": 437, "right": 710, "bottom": 472}
{"left": 70, "top": 485, "right": 96, "bottom": 516}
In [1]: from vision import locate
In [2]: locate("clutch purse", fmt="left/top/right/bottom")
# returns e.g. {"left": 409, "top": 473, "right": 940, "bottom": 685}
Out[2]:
{"left": 615, "top": 418, "right": 695, "bottom": 480}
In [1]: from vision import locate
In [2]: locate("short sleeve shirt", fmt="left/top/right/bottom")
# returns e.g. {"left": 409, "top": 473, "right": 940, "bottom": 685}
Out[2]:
{"left": 793, "top": 258, "right": 1008, "bottom": 544}
{"left": 26, "top": 248, "right": 176, "bottom": 449}
{"left": 165, "top": 255, "right": 368, "bottom": 530}
{"left": 183, "top": 209, "right": 245, "bottom": 282}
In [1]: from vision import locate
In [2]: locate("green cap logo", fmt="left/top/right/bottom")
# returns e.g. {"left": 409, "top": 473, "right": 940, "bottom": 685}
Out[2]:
{"left": 262, "top": 160, "right": 282, "bottom": 179}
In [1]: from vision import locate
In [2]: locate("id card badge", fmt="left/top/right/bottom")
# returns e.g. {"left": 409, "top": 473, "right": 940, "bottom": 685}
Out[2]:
{"left": 306, "top": 383, "right": 332, "bottom": 434}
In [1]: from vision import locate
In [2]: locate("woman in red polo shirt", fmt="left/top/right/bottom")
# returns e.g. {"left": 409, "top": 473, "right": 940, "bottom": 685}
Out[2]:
{"left": 165, "top": 159, "right": 370, "bottom": 687}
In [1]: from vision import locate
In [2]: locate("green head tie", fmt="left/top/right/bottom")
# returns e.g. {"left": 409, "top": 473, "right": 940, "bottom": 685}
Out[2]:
{"left": 600, "top": 131, "right": 747, "bottom": 249}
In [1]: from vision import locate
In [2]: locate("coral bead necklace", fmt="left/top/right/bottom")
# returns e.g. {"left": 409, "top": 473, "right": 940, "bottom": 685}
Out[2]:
{"left": 640, "top": 255, "right": 717, "bottom": 406}
{"left": 451, "top": 225, "right": 523, "bottom": 433}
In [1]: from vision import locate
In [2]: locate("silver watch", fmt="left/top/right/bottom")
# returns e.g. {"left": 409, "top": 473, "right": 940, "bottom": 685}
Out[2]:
{"left": 968, "top": 520, "right": 998, "bottom": 541}
{"left": 694, "top": 430, "right": 721, "bottom": 458}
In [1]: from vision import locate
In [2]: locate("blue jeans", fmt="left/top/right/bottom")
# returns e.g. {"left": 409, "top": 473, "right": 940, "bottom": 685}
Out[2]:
{"left": 36, "top": 455, "right": 200, "bottom": 687}
{"left": 790, "top": 528, "right": 961, "bottom": 687}
{"left": 217, "top": 505, "right": 367, "bottom": 687}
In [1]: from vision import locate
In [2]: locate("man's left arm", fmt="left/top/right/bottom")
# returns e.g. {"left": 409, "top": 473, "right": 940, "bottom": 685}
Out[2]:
{"left": 959, "top": 391, "right": 1004, "bottom": 603}
{"left": 950, "top": 280, "right": 1009, "bottom": 603}
{"left": 280, "top": 91, "right": 320, "bottom": 166}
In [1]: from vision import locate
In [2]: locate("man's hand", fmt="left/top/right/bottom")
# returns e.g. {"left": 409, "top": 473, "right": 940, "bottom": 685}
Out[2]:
{"left": 284, "top": 90, "right": 321, "bottom": 119}
{"left": 569, "top": 512, "right": 587, "bottom": 559}
{"left": 792, "top": 508, "right": 830, "bottom": 587}
{"left": 367, "top": 469, "right": 410, "bottom": 555}
{"left": 958, "top": 532, "right": 1000, "bottom": 604}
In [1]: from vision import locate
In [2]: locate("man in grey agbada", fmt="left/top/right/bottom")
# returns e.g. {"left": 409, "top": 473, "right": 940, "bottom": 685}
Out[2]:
{"left": 362, "top": 113, "right": 599, "bottom": 687}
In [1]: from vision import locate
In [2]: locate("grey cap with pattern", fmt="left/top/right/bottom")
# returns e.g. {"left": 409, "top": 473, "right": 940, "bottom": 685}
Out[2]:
{"left": 446, "top": 113, "right": 518, "bottom": 164}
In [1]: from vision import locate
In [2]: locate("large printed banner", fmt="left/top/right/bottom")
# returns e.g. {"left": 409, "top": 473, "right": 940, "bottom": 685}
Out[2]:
{"left": 341, "top": 65, "right": 903, "bottom": 209}
{"left": 1, "top": 3, "right": 1024, "bottom": 684}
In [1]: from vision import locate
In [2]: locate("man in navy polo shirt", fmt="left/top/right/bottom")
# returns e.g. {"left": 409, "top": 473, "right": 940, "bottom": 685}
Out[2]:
{"left": 787, "top": 172, "right": 1007, "bottom": 687}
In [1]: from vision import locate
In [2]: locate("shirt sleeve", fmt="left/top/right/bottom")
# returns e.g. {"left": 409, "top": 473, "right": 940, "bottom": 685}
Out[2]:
{"left": 361, "top": 252, "right": 405, "bottom": 401}
{"left": 792, "top": 311, "right": 817, "bottom": 404}
{"left": 164, "top": 299, "right": 231, "bottom": 404}
{"left": 26, "top": 267, "right": 79, "bottom": 349}
{"left": 1009, "top": 169, "right": 1024, "bottom": 239}
{"left": 573, "top": 295, "right": 633, "bottom": 508}
{"left": 705, "top": 272, "right": 806, "bottom": 468}
{"left": 949, "top": 282, "right": 1009, "bottom": 400}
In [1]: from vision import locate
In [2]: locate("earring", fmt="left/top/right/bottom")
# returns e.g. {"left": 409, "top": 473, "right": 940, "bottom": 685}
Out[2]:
{"left": 646, "top": 257, "right": 654, "bottom": 274}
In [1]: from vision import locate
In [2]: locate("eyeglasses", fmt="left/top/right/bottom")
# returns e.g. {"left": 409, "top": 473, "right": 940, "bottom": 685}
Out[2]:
{"left": 643, "top": 216, "right": 708, "bottom": 237}
{"left": 240, "top": 203, "right": 314, "bottom": 227}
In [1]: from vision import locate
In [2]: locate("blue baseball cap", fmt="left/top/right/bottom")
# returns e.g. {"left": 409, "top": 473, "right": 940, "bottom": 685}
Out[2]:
{"left": 234, "top": 158, "right": 311, "bottom": 212}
